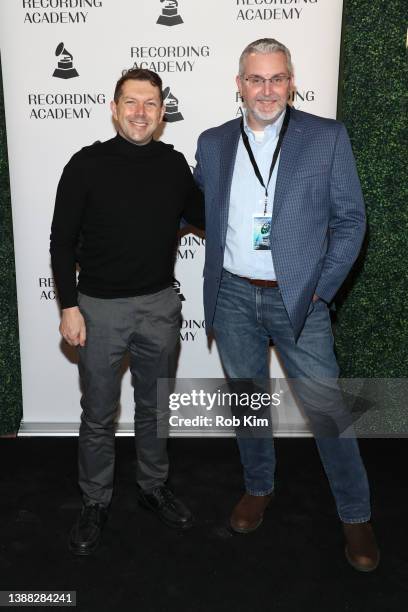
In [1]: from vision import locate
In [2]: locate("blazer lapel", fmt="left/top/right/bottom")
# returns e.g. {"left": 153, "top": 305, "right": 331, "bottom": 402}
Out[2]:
{"left": 219, "top": 122, "right": 240, "bottom": 247}
{"left": 273, "top": 108, "right": 304, "bottom": 221}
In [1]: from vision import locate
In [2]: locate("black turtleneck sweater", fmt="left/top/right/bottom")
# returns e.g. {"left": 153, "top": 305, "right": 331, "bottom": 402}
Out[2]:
{"left": 50, "top": 134, "right": 204, "bottom": 309}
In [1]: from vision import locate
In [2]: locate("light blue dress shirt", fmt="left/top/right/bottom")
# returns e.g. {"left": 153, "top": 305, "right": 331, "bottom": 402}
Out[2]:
{"left": 223, "top": 109, "right": 285, "bottom": 280}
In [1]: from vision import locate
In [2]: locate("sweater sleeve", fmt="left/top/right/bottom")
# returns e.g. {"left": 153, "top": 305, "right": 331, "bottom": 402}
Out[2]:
{"left": 178, "top": 153, "right": 205, "bottom": 231}
{"left": 50, "top": 155, "right": 88, "bottom": 309}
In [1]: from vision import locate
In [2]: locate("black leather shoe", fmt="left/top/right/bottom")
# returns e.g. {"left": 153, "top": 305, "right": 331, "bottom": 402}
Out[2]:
{"left": 137, "top": 485, "right": 193, "bottom": 530}
{"left": 69, "top": 504, "right": 108, "bottom": 556}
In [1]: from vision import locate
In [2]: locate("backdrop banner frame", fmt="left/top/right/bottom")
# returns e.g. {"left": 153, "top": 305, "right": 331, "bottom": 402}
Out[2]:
{"left": 0, "top": 0, "right": 344, "bottom": 435}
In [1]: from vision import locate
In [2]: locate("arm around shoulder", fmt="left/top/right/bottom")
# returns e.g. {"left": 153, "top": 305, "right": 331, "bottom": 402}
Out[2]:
{"left": 180, "top": 151, "right": 205, "bottom": 231}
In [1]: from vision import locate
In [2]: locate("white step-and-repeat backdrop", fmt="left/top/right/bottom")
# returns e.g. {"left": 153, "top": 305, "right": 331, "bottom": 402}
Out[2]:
{"left": 0, "top": 0, "right": 344, "bottom": 433}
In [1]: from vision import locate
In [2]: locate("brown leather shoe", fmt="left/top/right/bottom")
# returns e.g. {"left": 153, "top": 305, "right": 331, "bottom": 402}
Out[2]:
{"left": 230, "top": 493, "right": 273, "bottom": 534}
{"left": 343, "top": 522, "right": 380, "bottom": 572}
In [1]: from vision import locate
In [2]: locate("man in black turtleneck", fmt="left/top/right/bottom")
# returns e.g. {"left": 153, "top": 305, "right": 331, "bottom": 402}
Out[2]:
{"left": 50, "top": 68, "right": 204, "bottom": 556}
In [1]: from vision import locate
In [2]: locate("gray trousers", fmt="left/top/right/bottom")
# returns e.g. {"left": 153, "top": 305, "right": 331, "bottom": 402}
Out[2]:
{"left": 77, "top": 287, "right": 181, "bottom": 507}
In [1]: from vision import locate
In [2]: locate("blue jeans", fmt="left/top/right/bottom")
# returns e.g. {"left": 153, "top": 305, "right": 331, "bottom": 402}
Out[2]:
{"left": 212, "top": 270, "right": 371, "bottom": 523}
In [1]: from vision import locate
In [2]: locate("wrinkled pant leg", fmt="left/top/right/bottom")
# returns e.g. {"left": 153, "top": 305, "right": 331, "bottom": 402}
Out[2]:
{"left": 213, "top": 271, "right": 275, "bottom": 495}
{"left": 129, "top": 287, "right": 181, "bottom": 491}
{"left": 77, "top": 294, "right": 129, "bottom": 507}
{"left": 267, "top": 295, "right": 371, "bottom": 523}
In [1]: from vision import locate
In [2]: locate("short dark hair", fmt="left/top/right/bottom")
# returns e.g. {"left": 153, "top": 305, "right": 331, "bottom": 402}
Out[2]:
{"left": 114, "top": 68, "right": 164, "bottom": 104}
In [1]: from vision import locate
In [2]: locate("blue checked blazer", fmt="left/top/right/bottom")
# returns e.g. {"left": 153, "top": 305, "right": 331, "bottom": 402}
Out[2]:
{"left": 194, "top": 108, "right": 366, "bottom": 340}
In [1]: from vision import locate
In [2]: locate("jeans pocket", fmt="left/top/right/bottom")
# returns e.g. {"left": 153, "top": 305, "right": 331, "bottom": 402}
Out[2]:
{"left": 306, "top": 300, "right": 315, "bottom": 316}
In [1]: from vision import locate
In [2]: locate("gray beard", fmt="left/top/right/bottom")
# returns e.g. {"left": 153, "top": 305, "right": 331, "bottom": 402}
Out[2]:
{"left": 248, "top": 105, "right": 284, "bottom": 125}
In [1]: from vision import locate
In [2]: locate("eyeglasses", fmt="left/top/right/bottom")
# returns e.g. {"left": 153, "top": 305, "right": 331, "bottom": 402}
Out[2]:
{"left": 242, "top": 75, "right": 291, "bottom": 88}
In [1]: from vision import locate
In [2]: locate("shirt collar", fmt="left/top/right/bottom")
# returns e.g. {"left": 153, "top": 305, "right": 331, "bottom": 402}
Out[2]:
{"left": 242, "top": 106, "right": 286, "bottom": 143}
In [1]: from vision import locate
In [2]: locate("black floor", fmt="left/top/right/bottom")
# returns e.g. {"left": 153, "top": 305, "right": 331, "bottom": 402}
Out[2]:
{"left": 0, "top": 437, "right": 407, "bottom": 612}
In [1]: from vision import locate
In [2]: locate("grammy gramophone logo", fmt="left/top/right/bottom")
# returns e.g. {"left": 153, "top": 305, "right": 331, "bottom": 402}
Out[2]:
{"left": 173, "top": 279, "right": 186, "bottom": 301}
{"left": 52, "top": 42, "right": 79, "bottom": 79}
{"left": 163, "top": 87, "right": 184, "bottom": 122}
{"left": 157, "top": 0, "right": 183, "bottom": 26}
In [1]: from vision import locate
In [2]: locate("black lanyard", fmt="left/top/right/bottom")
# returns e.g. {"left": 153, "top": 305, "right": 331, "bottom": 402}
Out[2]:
{"left": 240, "top": 105, "right": 290, "bottom": 215}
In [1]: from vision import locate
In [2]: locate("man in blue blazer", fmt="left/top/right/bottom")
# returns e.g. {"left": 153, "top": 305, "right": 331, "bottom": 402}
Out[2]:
{"left": 194, "top": 38, "right": 379, "bottom": 571}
